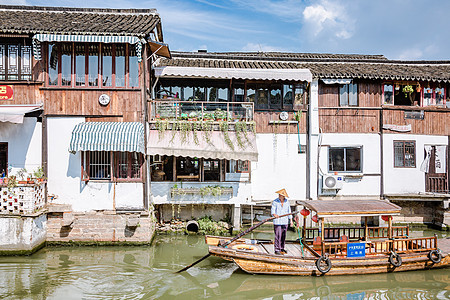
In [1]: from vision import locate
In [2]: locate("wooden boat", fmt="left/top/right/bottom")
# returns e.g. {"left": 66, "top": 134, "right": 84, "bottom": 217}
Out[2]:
{"left": 206, "top": 200, "right": 450, "bottom": 276}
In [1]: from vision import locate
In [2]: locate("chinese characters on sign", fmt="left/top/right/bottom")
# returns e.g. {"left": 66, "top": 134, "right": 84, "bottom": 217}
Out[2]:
{"left": 347, "top": 242, "right": 366, "bottom": 258}
{"left": 0, "top": 85, "right": 13, "bottom": 100}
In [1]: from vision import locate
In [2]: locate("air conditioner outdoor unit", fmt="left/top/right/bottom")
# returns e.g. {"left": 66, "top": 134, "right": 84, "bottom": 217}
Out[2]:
{"left": 323, "top": 175, "right": 344, "bottom": 190}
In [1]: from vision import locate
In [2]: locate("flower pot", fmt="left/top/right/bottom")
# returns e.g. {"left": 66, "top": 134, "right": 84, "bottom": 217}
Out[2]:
{"left": 18, "top": 181, "right": 27, "bottom": 184}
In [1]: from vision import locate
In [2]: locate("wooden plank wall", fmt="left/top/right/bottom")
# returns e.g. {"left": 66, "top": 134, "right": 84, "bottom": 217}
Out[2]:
{"left": 254, "top": 111, "right": 307, "bottom": 134}
{"left": 0, "top": 83, "right": 43, "bottom": 105}
{"left": 319, "top": 108, "right": 380, "bottom": 133}
{"left": 43, "top": 89, "right": 142, "bottom": 122}
{"left": 382, "top": 110, "right": 450, "bottom": 136}
{"left": 318, "top": 85, "right": 339, "bottom": 107}
{"left": 358, "top": 82, "right": 382, "bottom": 107}
{"left": 319, "top": 81, "right": 382, "bottom": 107}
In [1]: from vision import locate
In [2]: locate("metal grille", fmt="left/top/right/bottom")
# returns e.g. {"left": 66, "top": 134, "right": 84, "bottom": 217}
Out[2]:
{"left": 116, "top": 152, "right": 128, "bottom": 179}
{"left": 130, "top": 152, "right": 141, "bottom": 179}
{"left": 88, "top": 151, "right": 111, "bottom": 180}
{"left": 394, "top": 141, "right": 416, "bottom": 168}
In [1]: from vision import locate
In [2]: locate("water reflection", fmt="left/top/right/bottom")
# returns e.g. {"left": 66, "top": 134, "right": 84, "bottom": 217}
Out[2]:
{"left": 0, "top": 233, "right": 448, "bottom": 299}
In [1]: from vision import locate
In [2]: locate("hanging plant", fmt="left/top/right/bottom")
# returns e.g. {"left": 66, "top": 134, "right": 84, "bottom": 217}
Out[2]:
{"left": 220, "top": 121, "right": 234, "bottom": 150}
{"left": 155, "top": 119, "right": 169, "bottom": 140}
{"left": 234, "top": 121, "right": 247, "bottom": 149}
{"left": 201, "top": 120, "right": 213, "bottom": 144}
{"left": 179, "top": 121, "right": 191, "bottom": 144}
{"left": 294, "top": 110, "right": 302, "bottom": 122}
{"left": 402, "top": 85, "right": 414, "bottom": 98}
{"left": 169, "top": 120, "right": 180, "bottom": 144}
{"left": 191, "top": 121, "right": 200, "bottom": 145}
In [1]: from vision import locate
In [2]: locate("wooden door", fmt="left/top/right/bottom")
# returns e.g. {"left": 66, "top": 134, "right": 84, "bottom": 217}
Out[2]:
{"left": 425, "top": 146, "right": 448, "bottom": 193}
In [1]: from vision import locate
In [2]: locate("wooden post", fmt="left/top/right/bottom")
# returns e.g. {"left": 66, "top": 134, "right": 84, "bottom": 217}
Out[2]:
{"left": 321, "top": 218, "right": 325, "bottom": 254}
{"left": 364, "top": 217, "right": 368, "bottom": 241}
{"left": 388, "top": 216, "right": 392, "bottom": 239}
{"left": 302, "top": 214, "right": 307, "bottom": 241}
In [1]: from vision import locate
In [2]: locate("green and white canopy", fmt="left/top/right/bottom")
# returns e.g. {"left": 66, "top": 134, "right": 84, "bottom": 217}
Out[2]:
{"left": 69, "top": 122, "right": 145, "bottom": 154}
{"left": 32, "top": 34, "right": 145, "bottom": 62}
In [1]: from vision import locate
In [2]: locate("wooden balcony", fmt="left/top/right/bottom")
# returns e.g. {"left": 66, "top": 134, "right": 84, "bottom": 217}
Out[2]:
{"left": 149, "top": 100, "right": 254, "bottom": 122}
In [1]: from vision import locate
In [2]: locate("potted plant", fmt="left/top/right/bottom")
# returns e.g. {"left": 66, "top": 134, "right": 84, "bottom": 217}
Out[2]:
{"left": 17, "top": 168, "right": 28, "bottom": 184}
{"left": 33, "top": 166, "right": 46, "bottom": 183}
{"left": 403, "top": 85, "right": 414, "bottom": 98}
{"left": 7, "top": 175, "right": 17, "bottom": 191}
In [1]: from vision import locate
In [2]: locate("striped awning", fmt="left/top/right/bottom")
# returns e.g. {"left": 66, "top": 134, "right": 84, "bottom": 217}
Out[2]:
{"left": 32, "top": 34, "right": 145, "bottom": 62}
{"left": 154, "top": 66, "right": 312, "bottom": 82}
{"left": 69, "top": 122, "right": 145, "bottom": 154}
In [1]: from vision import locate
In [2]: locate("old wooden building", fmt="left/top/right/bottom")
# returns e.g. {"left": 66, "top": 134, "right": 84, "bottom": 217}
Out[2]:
{"left": 0, "top": 5, "right": 169, "bottom": 249}
{"left": 151, "top": 51, "right": 450, "bottom": 229}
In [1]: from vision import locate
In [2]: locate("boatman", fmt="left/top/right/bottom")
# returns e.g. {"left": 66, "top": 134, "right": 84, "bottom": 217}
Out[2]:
{"left": 271, "top": 189, "right": 293, "bottom": 255}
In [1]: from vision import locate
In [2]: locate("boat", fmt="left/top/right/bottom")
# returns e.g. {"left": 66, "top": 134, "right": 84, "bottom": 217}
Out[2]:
{"left": 205, "top": 200, "right": 450, "bottom": 276}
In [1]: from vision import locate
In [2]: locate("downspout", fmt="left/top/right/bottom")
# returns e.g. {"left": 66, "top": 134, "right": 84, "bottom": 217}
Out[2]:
{"left": 142, "top": 42, "right": 149, "bottom": 210}
{"left": 380, "top": 108, "right": 384, "bottom": 199}
{"left": 306, "top": 102, "right": 310, "bottom": 200}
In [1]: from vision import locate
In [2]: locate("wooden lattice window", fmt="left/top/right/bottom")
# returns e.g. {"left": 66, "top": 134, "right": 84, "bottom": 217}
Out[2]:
{"left": 394, "top": 141, "right": 416, "bottom": 168}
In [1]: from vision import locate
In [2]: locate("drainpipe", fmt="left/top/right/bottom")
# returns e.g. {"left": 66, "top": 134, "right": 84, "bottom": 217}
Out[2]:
{"left": 142, "top": 43, "right": 149, "bottom": 210}
{"left": 380, "top": 108, "right": 384, "bottom": 199}
{"left": 308, "top": 80, "right": 320, "bottom": 200}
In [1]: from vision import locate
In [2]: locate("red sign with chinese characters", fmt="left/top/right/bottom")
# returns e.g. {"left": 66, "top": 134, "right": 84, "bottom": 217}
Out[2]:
{"left": 0, "top": 85, "right": 13, "bottom": 100}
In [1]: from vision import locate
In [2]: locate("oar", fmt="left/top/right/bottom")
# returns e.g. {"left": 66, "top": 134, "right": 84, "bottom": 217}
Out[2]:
{"left": 176, "top": 210, "right": 299, "bottom": 273}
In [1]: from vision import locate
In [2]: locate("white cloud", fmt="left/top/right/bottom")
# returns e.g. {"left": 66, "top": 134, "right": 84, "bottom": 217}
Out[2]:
{"left": 302, "top": 0, "right": 354, "bottom": 39}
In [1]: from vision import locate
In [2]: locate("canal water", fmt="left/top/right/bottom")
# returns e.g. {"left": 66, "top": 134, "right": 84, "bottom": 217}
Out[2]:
{"left": 0, "top": 227, "right": 448, "bottom": 299}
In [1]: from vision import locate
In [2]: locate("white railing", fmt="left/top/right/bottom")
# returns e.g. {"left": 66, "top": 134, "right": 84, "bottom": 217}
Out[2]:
{"left": 0, "top": 183, "right": 46, "bottom": 215}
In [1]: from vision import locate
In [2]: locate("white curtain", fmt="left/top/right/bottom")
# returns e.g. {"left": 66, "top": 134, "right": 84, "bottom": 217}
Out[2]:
{"left": 435, "top": 146, "right": 446, "bottom": 174}
{"left": 420, "top": 145, "right": 432, "bottom": 173}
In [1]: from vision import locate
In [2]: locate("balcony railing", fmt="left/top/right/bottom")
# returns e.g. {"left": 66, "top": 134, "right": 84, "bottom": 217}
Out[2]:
{"left": 150, "top": 100, "right": 254, "bottom": 122}
{"left": 426, "top": 176, "right": 448, "bottom": 193}
{"left": 0, "top": 182, "right": 46, "bottom": 215}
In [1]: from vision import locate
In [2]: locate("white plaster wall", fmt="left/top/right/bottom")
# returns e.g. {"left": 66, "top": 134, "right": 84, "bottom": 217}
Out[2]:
{"left": 151, "top": 181, "right": 251, "bottom": 204}
{"left": 0, "top": 117, "right": 42, "bottom": 176}
{"left": 47, "top": 117, "right": 144, "bottom": 211}
{"left": 0, "top": 214, "right": 46, "bottom": 250}
{"left": 251, "top": 133, "right": 307, "bottom": 201}
{"left": 318, "top": 133, "right": 381, "bottom": 196}
{"left": 383, "top": 134, "right": 448, "bottom": 194}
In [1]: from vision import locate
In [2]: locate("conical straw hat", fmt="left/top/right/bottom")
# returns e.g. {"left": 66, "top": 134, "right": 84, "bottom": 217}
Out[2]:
{"left": 275, "top": 188, "right": 289, "bottom": 198}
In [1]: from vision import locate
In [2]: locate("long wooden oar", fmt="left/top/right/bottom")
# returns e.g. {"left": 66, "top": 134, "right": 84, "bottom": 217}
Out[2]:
{"left": 176, "top": 210, "right": 299, "bottom": 273}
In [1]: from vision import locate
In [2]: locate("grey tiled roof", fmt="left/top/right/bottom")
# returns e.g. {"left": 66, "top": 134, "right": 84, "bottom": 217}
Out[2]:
{"left": 0, "top": 5, "right": 160, "bottom": 37}
{"left": 157, "top": 52, "right": 450, "bottom": 83}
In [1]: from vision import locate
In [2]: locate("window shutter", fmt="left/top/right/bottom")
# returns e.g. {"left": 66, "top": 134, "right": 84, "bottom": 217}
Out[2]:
{"left": 349, "top": 83, "right": 358, "bottom": 106}
{"left": 339, "top": 85, "right": 348, "bottom": 106}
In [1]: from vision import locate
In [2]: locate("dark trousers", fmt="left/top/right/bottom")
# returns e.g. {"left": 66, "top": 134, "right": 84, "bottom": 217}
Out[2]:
{"left": 274, "top": 224, "right": 288, "bottom": 252}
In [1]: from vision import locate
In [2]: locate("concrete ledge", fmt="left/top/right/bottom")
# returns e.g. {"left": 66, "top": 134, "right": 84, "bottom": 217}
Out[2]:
{"left": 0, "top": 240, "right": 46, "bottom": 256}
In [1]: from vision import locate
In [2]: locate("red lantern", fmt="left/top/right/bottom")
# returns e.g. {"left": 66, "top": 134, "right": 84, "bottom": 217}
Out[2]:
{"left": 381, "top": 215, "right": 391, "bottom": 222}
{"left": 311, "top": 214, "right": 318, "bottom": 223}
{"left": 300, "top": 208, "right": 310, "bottom": 217}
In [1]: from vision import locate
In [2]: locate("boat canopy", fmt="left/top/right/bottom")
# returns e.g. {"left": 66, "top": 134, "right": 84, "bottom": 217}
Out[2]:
{"left": 296, "top": 200, "right": 401, "bottom": 218}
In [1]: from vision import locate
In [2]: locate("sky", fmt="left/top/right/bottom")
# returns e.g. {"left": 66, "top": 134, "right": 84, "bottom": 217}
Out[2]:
{"left": 4, "top": 0, "right": 450, "bottom": 60}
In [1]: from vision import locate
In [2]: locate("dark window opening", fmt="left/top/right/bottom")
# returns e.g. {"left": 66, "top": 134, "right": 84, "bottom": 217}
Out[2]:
{"left": 150, "top": 156, "right": 250, "bottom": 182}
{"left": 0, "top": 143, "right": 7, "bottom": 177}
{"left": 82, "top": 151, "right": 143, "bottom": 182}
{"left": 329, "top": 147, "right": 362, "bottom": 172}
